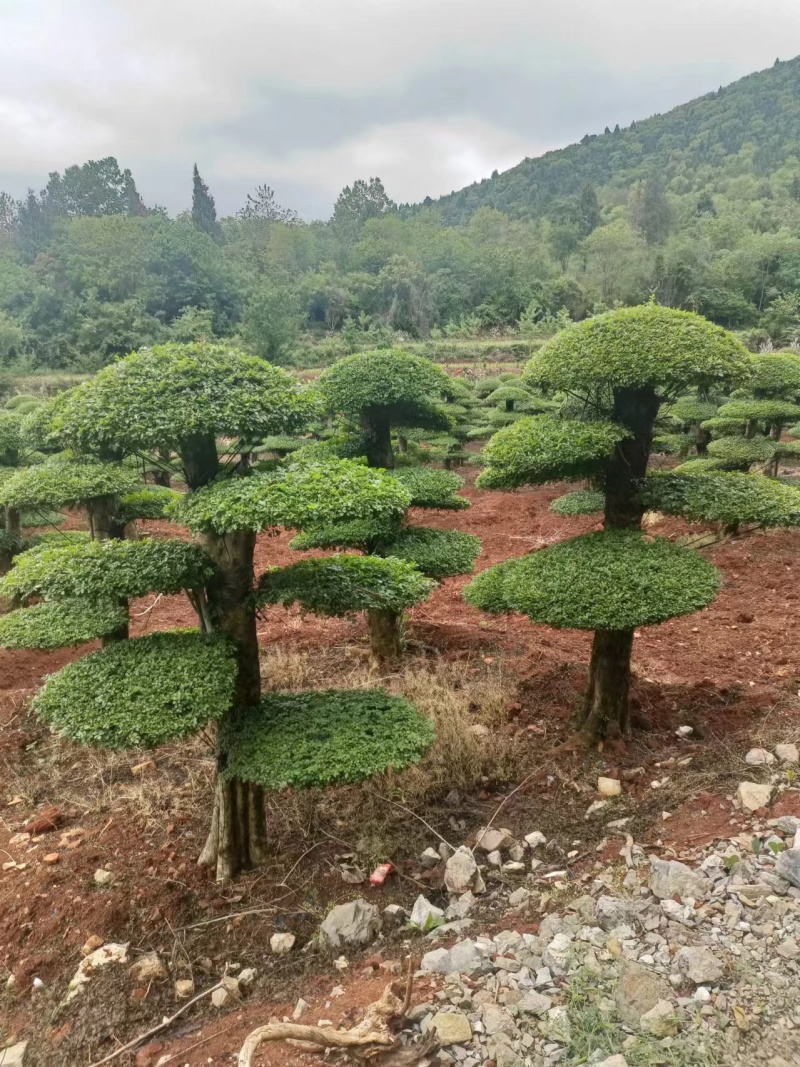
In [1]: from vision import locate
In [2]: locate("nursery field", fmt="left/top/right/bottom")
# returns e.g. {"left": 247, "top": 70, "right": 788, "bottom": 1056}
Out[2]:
{"left": 3, "top": 466, "right": 800, "bottom": 1062}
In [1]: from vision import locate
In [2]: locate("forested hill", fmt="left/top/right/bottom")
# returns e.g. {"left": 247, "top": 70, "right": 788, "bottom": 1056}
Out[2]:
{"left": 417, "top": 56, "right": 800, "bottom": 223}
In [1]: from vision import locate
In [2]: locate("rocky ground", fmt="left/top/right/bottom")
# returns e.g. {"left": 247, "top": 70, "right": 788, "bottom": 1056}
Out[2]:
{"left": 7, "top": 742, "right": 800, "bottom": 1067}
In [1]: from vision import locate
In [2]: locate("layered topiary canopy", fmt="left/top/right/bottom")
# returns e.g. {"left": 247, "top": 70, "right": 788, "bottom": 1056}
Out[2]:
{"left": 706, "top": 436, "right": 775, "bottom": 468}
{"left": 222, "top": 689, "right": 434, "bottom": 790}
{"left": 0, "top": 458, "right": 141, "bottom": 509}
{"left": 524, "top": 304, "right": 751, "bottom": 399}
{"left": 477, "top": 416, "right": 627, "bottom": 489}
{"left": 667, "top": 398, "right": 719, "bottom": 423}
{"left": 33, "top": 631, "right": 236, "bottom": 748}
{"left": 644, "top": 471, "right": 800, "bottom": 527}
{"left": 717, "top": 400, "right": 800, "bottom": 422}
{"left": 550, "top": 489, "right": 605, "bottom": 516}
{"left": 0, "top": 600, "right": 130, "bottom": 649}
{"left": 52, "top": 343, "right": 319, "bottom": 455}
{"left": 747, "top": 352, "right": 800, "bottom": 397}
{"left": 0, "top": 538, "right": 214, "bottom": 602}
{"left": 465, "top": 531, "right": 721, "bottom": 631}
{"left": 169, "top": 460, "right": 411, "bottom": 535}
{"left": 0, "top": 412, "right": 22, "bottom": 461}
{"left": 319, "top": 349, "right": 449, "bottom": 424}
{"left": 257, "top": 554, "right": 435, "bottom": 617}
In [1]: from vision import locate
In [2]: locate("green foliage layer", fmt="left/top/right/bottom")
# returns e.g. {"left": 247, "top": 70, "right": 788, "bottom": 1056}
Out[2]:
{"left": 717, "top": 399, "right": 800, "bottom": 422}
{"left": 117, "top": 485, "right": 182, "bottom": 523}
{"left": 0, "top": 458, "right": 141, "bottom": 508}
{"left": 33, "top": 631, "right": 236, "bottom": 748}
{"left": 525, "top": 304, "right": 750, "bottom": 398}
{"left": 223, "top": 689, "right": 434, "bottom": 789}
{"left": 257, "top": 554, "right": 434, "bottom": 616}
{"left": 0, "top": 600, "right": 129, "bottom": 649}
{"left": 54, "top": 343, "right": 319, "bottom": 454}
{"left": 706, "top": 435, "right": 776, "bottom": 467}
{"left": 464, "top": 531, "right": 720, "bottom": 630}
{"left": 477, "top": 416, "right": 626, "bottom": 488}
{"left": 0, "top": 537, "right": 214, "bottom": 602}
{"left": 170, "top": 460, "right": 411, "bottom": 535}
{"left": 550, "top": 489, "right": 605, "bottom": 515}
{"left": 644, "top": 471, "right": 800, "bottom": 527}
{"left": 319, "top": 349, "right": 448, "bottom": 418}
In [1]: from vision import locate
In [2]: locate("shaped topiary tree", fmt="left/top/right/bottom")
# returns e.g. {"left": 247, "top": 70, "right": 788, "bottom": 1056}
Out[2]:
{"left": 289, "top": 463, "right": 481, "bottom": 663}
{"left": 35, "top": 343, "right": 418, "bottom": 881}
{"left": 466, "top": 305, "right": 750, "bottom": 740}
{"left": 318, "top": 348, "right": 450, "bottom": 468}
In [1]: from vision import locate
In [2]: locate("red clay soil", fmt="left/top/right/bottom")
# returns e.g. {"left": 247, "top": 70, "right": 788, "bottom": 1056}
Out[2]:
{"left": 2, "top": 477, "right": 800, "bottom": 1064}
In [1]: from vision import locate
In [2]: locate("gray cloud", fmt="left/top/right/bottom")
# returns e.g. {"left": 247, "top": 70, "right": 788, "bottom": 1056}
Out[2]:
{"left": 1, "top": 0, "right": 799, "bottom": 218}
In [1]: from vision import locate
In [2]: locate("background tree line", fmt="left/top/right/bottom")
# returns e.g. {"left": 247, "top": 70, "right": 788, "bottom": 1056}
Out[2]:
{"left": 2, "top": 56, "right": 800, "bottom": 371}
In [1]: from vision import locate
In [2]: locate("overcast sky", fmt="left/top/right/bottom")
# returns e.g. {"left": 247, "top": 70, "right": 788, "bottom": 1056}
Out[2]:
{"left": 2, "top": 0, "right": 800, "bottom": 220}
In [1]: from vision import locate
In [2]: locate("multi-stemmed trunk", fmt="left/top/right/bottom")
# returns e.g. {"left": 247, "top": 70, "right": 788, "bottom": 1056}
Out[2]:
{"left": 578, "top": 386, "right": 660, "bottom": 742}
{"left": 88, "top": 495, "right": 130, "bottom": 641}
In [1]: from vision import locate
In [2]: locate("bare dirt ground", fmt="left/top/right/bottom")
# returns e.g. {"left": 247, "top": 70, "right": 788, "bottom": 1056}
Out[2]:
{"left": 2, "top": 472, "right": 799, "bottom": 1064}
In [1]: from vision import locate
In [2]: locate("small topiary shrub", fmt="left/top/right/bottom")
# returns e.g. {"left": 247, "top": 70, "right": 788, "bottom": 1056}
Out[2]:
{"left": 0, "top": 458, "right": 141, "bottom": 510}
{"left": 118, "top": 485, "right": 182, "bottom": 524}
{"left": 644, "top": 471, "right": 800, "bottom": 528}
{"left": 257, "top": 554, "right": 435, "bottom": 617}
{"left": 222, "top": 689, "right": 435, "bottom": 790}
{"left": 33, "top": 631, "right": 237, "bottom": 748}
{"left": 707, "top": 436, "right": 776, "bottom": 470}
{"left": 0, "top": 600, "right": 130, "bottom": 649}
{"left": 390, "top": 467, "right": 469, "bottom": 509}
{"left": 550, "top": 489, "right": 605, "bottom": 516}
{"left": 383, "top": 526, "right": 482, "bottom": 580}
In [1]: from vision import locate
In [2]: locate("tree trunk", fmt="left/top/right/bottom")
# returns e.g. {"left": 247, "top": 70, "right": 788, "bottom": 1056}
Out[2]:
{"left": 360, "top": 410, "right": 394, "bottom": 469}
{"left": 397, "top": 435, "right": 409, "bottom": 454}
{"left": 199, "top": 528, "right": 267, "bottom": 882}
{"left": 0, "top": 505, "right": 18, "bottom": 576}
{"left": 695, "top": 425, "right": 710, "bottom": 456}
{"left": 579, "top": 629, "right": 635, "bottom": 740}
{"left": 603, "top": 386, "right": 661, "bottom": 531}
{"left": 88, "top": 494, "right": 126, "bottom": 541}
{"left": 367, "top": 608, "right": 403, "bottom": 667}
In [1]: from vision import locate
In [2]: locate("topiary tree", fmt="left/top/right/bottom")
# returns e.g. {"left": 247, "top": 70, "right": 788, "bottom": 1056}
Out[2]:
{"left": 30, "top": 343, "right": 420, "bottom": 881}
{"left": 466, "top": 304, "right": 750, "bottom": 740}
{"left": 318, "top": 348, "right": 450, "bottom": 468}
{"left": 288, "top": 463, "right": 481, "bottom": 663}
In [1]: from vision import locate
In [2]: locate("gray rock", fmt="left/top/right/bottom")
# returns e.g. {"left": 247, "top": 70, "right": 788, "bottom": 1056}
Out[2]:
{"left": 449, "top": 938, "right": 487, "bottom": 975}
{"left": 737, "top": 781, "right": 773, "bottom": 813}
{"left": 508, "top": 887, "right": 532, "bottom": 907}
{"left": 776, "top": 816, "right": 800, "bottom": 834}
{"left": 0, "top": 1043, "right": 27, "bottom": 1067}
{"left": 776, "top": 849, "right": 800, "bottom": 889}
{"left": 615, "top": 960, "right": 674, "bottom": 1029}
{"left": 445, "top": 891, "right": 476, "bottom": 920}
{"left": 429, "top": 1011, "right": 472, "bottom": 1046}
{"left": 319, "top": 898, "right": 381, "bottom": 949}
{"left": 444, "top": 847, "right": 484, "bottom": 895}
{"left": 270, "top": 932, "right": 296, "bottom": 955}
{"left": 595, "top": 895, "right": 643, "bottom": 931}
{"left": 482, "top": 1002, "right": 517, "bottom": 1036}
{"left": 775, "top": 937, "right": 799, "bottom": 960}
{"left": 649, "top": 857, "right": 711, "bottom": 901}
{"left": 524, "top": 831, "right": 546, "bottom": 849}
{"left": 674, "top": 946, "right": 724, "bottom": 985}
{"left": 409, "top": 895, "right": 444, "bottom": 930}
{"left": 542, "top": 932, "right": 573, "bottom": 975}
{"left": 745, "top": 748, "right": 776, "bottom": 766}
{"left": 640, "top": 999, "right": 680, "bottom": 1037}
{"left": 596, "top": 1058, "right": 629, "bottom": 1067}
{"left": 129, "top": 954, "right": 167, "bottom": 982}
{"left": 775, "top": 743, "right": 799, "bottom": 764}
{"left": 420, "top": 947, "right": 452, "bottom": 974}
{"left": 475, "top": 826, "right": 514, "bottom": 852}
{"left": 518, "top": 989, "right": 552, "bottom": 1015}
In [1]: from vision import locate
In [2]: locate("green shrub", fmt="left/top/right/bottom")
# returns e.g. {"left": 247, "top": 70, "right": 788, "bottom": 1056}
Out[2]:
{"left": 477, "top": 416, "right": 626, "bottom": 489}
{"left": 319, "top": 349, "right": 448, "bottom": 421}
{"left": 717, "top": 399, "right": 800, "bottom": 422}
{"left": 644, "top": 471, "right": 800, "bottom": 527}
{"left": 19, "top": 508, "right": 66, "bottom": 528}
{"left": 257, "top": 554, "right": 434, "bottom": 616}
{"left": 33, "top": 631, "right": 236, "bottom": 748}
{"left": 706, "top": 436, "right": 776, "bottom": 467}
{"left": 289, "top": 516, "right": 400, "bottom": 552}
{"left": 666, "top": 398, "right": 719, "bottom": 423}
{"left": 652, "top": 432, "right": 694, "bottom": 456}
{"left": 390, "top": 467, "right": 469, "bottom": 509}
{"left": 464, "top": 530, "right": 721, "bottom": 630}
{"left": 0, "top": 600, "right": 129, "bottom": 649}
{"left": 5, "top": 394, "right": 39, "bottom": 410}
{"left": 0, "top": 537, "right": 214, "bottom": 602}
{"left": 223, "top": 689, "right": 434, "bottom": 789}
{"left": 550, "top": 489, "right": 605, "bottom": 516}
{"left": 383, "top": 526, "right": 481, "bottom": 579}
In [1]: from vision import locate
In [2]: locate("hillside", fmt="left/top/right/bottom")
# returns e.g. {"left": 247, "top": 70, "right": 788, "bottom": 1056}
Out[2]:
{"left": 420, "top": 55, "right": 800, "bottom": 223}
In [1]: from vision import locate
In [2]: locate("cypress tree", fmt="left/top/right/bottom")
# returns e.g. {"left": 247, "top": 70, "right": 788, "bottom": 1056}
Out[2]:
{"left": 191, "top": 164, "right": 221, "bottom": 240}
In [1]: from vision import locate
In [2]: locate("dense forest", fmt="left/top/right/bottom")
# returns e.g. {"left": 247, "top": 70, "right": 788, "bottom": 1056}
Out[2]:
{"left": 2, "top": 55, "right": 800, "bottom": 373}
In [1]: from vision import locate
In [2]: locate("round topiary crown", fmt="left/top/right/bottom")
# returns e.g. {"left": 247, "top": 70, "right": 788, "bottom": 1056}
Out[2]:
{"left": 319, "top": 349, "right": 449, "bottom": 422}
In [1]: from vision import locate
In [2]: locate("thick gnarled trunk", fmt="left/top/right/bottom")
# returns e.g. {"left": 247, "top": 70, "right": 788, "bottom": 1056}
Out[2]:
{"left": 88, "top": 494, "right": 126, "bottom": 541}
{"left": 360, "top": 409, "right": 394, "bottom": 469}
{"left": 199, "top": 528, "right": 267, "bottom": 882}
{"left": 367, "top": 608, "right": 403, "bottom": 667}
